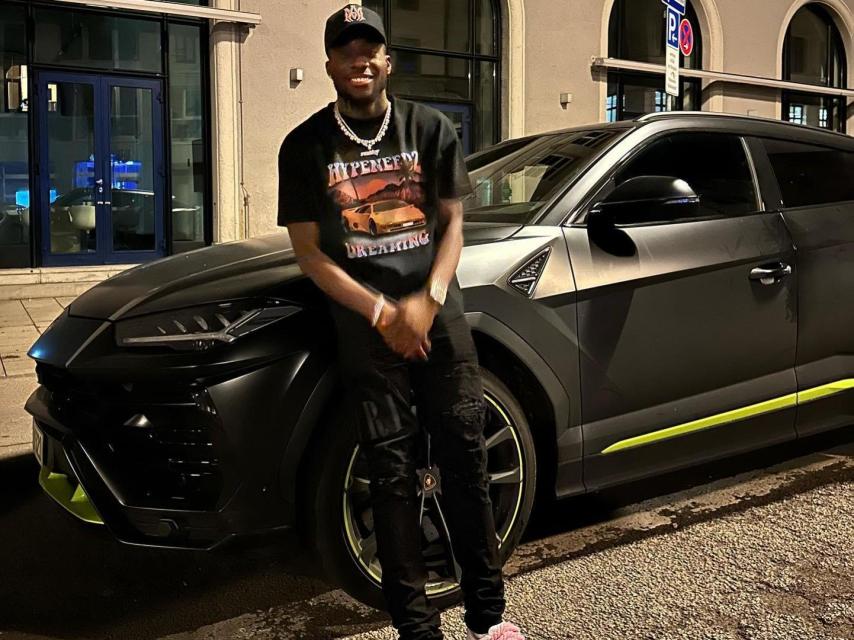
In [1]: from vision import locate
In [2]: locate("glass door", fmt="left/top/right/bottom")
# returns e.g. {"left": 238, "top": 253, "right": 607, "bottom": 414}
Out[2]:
{"left": 36, "top": 71, "right": 165, "bottom": 265}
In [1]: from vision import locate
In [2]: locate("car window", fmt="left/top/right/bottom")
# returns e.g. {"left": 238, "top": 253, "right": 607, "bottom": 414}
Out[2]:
{"left": 373, "top": 200, "right": 406, "bottom": 213}
{"left": 464, "top": 128, "right": 625, "bottom": 224}
{"left": 761, "top": 138, "right": 854, "bottom": 208}
{"left": 614, "top": 132, "right": 758, "bottom": 220}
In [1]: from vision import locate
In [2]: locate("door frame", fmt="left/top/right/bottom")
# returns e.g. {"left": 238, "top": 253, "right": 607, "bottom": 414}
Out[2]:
{"left": 34, "top": 70, "right": 166, "bottom": 266}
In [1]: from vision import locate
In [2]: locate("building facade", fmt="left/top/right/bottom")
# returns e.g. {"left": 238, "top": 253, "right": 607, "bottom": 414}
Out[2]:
{"left": 0, "top": 0, "right": 852, "bottom": 296}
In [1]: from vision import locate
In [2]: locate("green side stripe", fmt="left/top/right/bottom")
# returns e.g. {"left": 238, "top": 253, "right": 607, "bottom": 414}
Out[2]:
{"left": 39, "top": 468, "right": 105, "bottom": 525}
{"left": 601, "top": 378, "right": 854, "bottom": 455}
{"left": 797, "top": 379, "right": 854, "bottom": 404}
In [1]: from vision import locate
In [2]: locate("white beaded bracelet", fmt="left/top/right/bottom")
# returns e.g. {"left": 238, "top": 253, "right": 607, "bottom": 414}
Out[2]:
{"left": 370, "top": 294, "right": 386, "bottom": 327}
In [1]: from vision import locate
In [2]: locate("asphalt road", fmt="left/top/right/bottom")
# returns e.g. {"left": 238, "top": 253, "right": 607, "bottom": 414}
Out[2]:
{"left": 1, "top": 430, "right": 852, "bottom": 640}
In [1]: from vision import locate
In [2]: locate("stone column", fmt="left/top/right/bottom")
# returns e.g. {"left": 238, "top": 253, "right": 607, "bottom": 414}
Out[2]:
{"left": 210, "top": 1, "right": 248, "bottom": 244}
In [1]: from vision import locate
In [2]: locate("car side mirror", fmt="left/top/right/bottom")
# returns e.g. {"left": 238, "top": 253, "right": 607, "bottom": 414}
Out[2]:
{"left": 589, "top": 176, "right": 700, "bottom": 226}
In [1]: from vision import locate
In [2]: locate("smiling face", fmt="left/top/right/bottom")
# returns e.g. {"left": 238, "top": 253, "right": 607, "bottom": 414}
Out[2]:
{"left": 326, "top": 36, "right": 391, "bottom": 108}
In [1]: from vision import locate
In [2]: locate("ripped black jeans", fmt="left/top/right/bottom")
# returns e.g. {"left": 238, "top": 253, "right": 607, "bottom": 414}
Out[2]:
{"left": 333, "top": 299, "right": 505, "bottom": 640}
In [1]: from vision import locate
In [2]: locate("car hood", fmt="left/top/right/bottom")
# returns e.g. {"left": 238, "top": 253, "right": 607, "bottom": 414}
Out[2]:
{"left": 68, "top": 222, "right": 522, "bottom": 321}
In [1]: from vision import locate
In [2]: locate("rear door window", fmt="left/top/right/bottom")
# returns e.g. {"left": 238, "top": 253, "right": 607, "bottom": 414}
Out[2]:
{"left": 761, "top": 139, "right": 854, "bottom": 208}
{"left": 614, "top": 132, "right": 758, "bottom": 220}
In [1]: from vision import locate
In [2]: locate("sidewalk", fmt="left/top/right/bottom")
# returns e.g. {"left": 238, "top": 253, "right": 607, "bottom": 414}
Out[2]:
{"left": 0, "top": 297, "right": 73, "bottom": 459}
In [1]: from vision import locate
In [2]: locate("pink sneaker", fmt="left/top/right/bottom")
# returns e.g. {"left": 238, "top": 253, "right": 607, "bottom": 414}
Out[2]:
{"left": 466, "top": 621, "right": 525, "bottom": 640}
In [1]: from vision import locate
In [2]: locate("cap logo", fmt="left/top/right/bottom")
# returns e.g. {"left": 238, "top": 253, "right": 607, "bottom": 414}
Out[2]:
{"left": 344, "top": 5, "right": 366, "bottom": 22}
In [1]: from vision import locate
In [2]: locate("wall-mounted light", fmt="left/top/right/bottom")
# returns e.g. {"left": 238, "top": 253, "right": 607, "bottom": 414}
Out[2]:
{"left": 560, "top": 92, "right": 573, "bottom": 110}
{"left": 290, "top": 68, "right": 304, "bottom": 88}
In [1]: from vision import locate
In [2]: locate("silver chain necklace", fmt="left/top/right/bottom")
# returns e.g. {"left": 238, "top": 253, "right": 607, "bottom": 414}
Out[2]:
{"left": 334, "top": 101, "right": 392, "bottom": 156}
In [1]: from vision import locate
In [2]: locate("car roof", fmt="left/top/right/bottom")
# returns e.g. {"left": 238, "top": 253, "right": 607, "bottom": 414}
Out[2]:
{"left": 471, "top": 112, "right": 853, "bottom": 156}
{"left": 633, "top": 111, "right": 854, "bottom": 149}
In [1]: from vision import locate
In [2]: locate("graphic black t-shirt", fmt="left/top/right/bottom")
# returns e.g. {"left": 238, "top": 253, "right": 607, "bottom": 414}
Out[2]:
{"left": 277, "top": 96, "right": 472, "bottom": 300}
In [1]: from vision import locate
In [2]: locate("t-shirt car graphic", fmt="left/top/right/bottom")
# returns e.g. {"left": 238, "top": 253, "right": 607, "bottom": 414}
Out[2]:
{"left": 341, "top": 199, "right": 427, "bottom": 236}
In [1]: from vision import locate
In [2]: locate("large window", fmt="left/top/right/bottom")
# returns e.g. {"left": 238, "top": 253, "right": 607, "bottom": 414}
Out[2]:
{"left": 606, "top": 0, "right": 703, "bottom": 121}
{"left": 782, "top": 5, "right": 847, "bottom": 133}
{"left": 0, "top": 2, "right": 30, "bottom": 267}
{"left": 169, "top": 23, "right": 208, "bottom": 251}
{"left": 362, "top": 0, "right": 499, "bottom": 153}
{"left": 34, "top": 8, "right": 162, "bottom": 73}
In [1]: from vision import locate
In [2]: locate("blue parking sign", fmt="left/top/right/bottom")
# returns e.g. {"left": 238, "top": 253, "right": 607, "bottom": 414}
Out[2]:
{"left": 666, "top": 6, "right": 680, "bottom": 49}
{"left": 661, "top": 0, "right": 686, "bottom": 14}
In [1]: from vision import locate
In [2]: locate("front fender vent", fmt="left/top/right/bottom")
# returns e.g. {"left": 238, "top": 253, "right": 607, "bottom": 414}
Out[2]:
{"left": 507, "top": 248, "right": 551, "bottom": 297}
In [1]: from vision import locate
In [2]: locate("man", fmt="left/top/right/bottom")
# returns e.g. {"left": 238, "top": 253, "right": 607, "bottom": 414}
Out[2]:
{"left": 277, "top": 5, "right": 525, "bottom": 640}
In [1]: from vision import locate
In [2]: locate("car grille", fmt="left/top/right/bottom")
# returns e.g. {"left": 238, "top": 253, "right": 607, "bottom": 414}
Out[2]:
{"left": 36, "top": 363, "right": 229, "bottom": 511}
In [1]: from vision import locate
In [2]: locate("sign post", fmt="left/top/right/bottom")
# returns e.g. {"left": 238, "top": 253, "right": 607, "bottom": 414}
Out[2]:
{"left": 662, "top": 0, "right": 686, "bottom": 106}
{"left": 665, "top": 6, "right": 681, "bottom": 99}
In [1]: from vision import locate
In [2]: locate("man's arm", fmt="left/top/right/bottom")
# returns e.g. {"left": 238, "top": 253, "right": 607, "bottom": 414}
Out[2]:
{"left": 287, "top": 221, "right": 383, "bottom": 322}
{"left": 428, "top": 197, "right": 464, "bottom": 291}
{"left": 288, "top": 221, "right": 428, "bottom": 358}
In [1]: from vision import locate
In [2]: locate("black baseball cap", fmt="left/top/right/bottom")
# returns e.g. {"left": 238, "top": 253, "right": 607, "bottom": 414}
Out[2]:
{"left": 325, "top": 4, "right": 387, "bottom": 53}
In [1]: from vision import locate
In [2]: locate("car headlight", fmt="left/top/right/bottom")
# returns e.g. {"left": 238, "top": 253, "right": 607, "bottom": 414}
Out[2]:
{"left": 114, "top": 298, "right": 301, "bottom": 351}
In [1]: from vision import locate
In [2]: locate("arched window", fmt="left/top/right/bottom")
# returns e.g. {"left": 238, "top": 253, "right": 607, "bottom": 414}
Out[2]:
{"left": 606, "top": 0, "right": 703, "bottom": 121}
{"left": 361, "top": 0, "right": 500, "bottom": 153}
{"left": 782, "top": 4, "right": 847, "bottom": 132}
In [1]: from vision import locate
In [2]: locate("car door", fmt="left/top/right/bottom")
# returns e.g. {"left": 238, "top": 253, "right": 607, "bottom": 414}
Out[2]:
{"left": 562, "top": 130, "right": 799, "bottom": 489}
{"left": 756, "top": 137, "right": 854, "bottom": 437}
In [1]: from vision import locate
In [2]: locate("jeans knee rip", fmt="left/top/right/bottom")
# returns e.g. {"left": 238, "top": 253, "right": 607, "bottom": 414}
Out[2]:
{"left": 442, "top": 396, "right": 486, "bottom": 437}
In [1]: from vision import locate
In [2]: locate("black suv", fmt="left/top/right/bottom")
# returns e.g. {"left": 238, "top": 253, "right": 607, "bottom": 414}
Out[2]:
{"left": 26, "top": 112, "right": 854, "bottom": 609}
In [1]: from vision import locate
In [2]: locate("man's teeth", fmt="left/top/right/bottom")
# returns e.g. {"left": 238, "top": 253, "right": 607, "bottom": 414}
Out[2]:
{"left": 350, "top": 77, "right": 373, "bottom": 85}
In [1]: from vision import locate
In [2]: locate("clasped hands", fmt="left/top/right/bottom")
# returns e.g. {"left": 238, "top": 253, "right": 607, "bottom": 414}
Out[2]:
{"left": 375, "top": 290, "right": 440, "bottom": 360}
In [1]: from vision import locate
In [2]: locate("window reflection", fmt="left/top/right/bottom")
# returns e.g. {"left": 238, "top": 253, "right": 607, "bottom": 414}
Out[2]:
{"left": 0, "top": 2, "right": 31, "bottom": 267}
{"left": 34, "top": 8, "right": 162, "bottom": 73}
{"left": 390, "top": 0, "right": 470, "bottom": 54}
{"left": 169, "top": 23, "right": 207, "bottom": 251}
{"left": 606, "top": 0, "right": 703, "bottom": 121}
{"left": 391, "top": 51, "right": 470, "bottom": 101}
{"left": 782, "top": 5, "right": 846, "bottom": 132}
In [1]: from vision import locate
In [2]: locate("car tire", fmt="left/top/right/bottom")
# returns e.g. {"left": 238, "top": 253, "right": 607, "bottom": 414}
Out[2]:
{"left": 369, "top": 220, "right": 378, "bottom": 236}
{"left": 303, "top": 367, "right": 537, "bottom": 611}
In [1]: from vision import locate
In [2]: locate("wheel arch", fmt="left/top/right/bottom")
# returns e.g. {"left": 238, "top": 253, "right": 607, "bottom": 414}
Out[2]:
{"left": 468, "top": 311, "right": 570, "bottom": 502}
{"left": 280, "top": 364, "right": 340, "bottom": 531}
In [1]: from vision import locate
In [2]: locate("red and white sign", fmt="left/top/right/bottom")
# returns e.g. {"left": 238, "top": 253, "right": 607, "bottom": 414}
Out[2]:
{"left": 679, "top": 18, "right": 694, "bottom": 57}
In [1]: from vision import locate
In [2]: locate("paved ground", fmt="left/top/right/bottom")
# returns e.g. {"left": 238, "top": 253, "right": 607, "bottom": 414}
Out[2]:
{"left": 0, "top": 297, "right": 71, "bottom": 460}
{"left": 342, "top": 462, "right": 854, "bottom": 640}
{"left": 0, "top": 297, "right": 72, "bottom": 378}
{"left": 154, "top": 440, "right": 853, "bottom": 640}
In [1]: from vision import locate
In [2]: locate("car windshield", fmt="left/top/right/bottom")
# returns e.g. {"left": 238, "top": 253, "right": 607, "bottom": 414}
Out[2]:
{"left": 462, "top": 128, "right": 626, "bottom": 224}
{"left": 373, "top": 200, "right": 407, "bottom": 212}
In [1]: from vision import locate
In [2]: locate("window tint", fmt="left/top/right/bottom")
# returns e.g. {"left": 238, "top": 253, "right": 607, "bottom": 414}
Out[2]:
{"left": 615, "top": 133, "right": 757, "bottom": 219}
{"left": 466, "top": 128, "right": 624, "bottom": 224}
{"left": 762, "top": 139, "right": 854, "bottom": 208}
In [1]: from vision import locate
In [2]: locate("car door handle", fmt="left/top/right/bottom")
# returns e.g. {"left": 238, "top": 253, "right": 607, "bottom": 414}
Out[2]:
{"left": 749, "top": 262, "right": 792, "bottom": 285}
